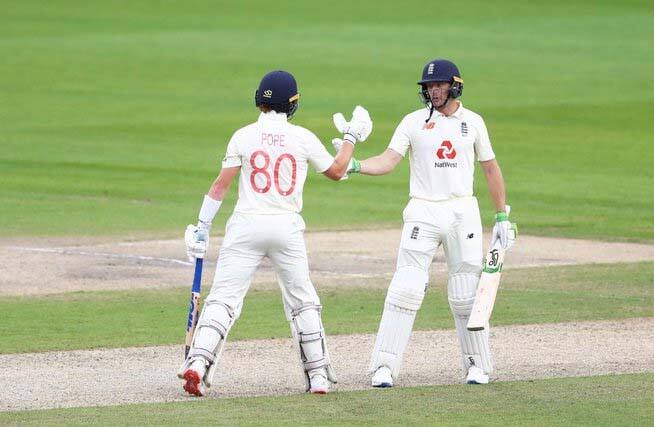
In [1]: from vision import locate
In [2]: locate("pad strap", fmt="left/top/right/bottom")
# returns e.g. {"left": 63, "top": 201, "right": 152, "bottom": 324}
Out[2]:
{"left": 290, "top": 304, "right": 337, "bottom": 389}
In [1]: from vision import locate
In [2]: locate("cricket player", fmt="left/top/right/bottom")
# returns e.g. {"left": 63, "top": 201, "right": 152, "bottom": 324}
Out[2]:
{"left": 335, "top": 59, "right": 516, "bottom": 386}
{"left": 178, "top": 70, "right": 373, "bottom": 396}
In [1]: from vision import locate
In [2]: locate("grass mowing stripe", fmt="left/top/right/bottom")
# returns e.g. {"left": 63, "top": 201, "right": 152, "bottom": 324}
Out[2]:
{"left": 1, "top": 262, "right": 653, "bottom": 354}
{"left": 1, "top": 0, "right": 653, "bottom": 240}
{"left": 1, "top": 373, "right": 653, "bottom": 425}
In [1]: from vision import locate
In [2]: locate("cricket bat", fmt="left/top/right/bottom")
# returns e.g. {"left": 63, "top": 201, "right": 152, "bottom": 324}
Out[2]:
{"left": 467, "top": 243, "right": 505, "bottom": 331}
{"left": 184, "top": 257, "right": 203, "bottom": 358}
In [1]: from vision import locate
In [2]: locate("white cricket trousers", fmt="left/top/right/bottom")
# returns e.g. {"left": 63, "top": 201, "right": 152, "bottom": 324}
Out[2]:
{"left": 398, "top": 196, "right": 483, "bottom": 272}
{"left": 206, "top": 212, "right": 320, "bottom": 319}
{"left": 369, "top": 196, "right": 493, "bottom": 377}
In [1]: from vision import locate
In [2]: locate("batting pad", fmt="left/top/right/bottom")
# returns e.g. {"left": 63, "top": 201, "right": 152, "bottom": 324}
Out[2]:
{"left": 292, "top": 305, "right": 329, "bottom": 372}
{"left": 448, "top": 273, "right": 493, "bottom": 374}
{"left": 290, "top": 304, "right": 337, "bottom": 389}
{"left": 369, "top": 266, "right": 428, "bottom": 378}
{"left": 188, "top": 301, "right": 234, "bottom": 363}
{"left": 386, "top": 266, "right": 429, "bottom": 310}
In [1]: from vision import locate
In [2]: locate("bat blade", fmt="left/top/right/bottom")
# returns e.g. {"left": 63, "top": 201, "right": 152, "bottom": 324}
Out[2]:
{"left": 184, "top": 257, "right": 203, "bottom": 358}
{"left": 467, "top": 244, "right": 505, "bottom": 331}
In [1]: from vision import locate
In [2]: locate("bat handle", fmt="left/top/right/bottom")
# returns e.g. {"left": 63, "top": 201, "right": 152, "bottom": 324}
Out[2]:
{"left": 184, "top": 258, "right": 204, "bottom": 359}
{"left": 192, "top": 258, "right": 203, "bottom": 293}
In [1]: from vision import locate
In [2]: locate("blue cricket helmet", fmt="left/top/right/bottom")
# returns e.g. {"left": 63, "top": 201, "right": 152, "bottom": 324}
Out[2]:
{"left": 417, "top": 59, "right": 464, "bottom": 104}
{"left": 254, "top": 70, "right": 300, "bottom": 118}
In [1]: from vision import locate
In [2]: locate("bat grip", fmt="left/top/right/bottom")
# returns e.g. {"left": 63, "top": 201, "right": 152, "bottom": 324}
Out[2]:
{"left": 184, "top": 258, "right": 204, "bottom": 359}
{"left": 192, "top": 258, "right": 203, "bottom": 293}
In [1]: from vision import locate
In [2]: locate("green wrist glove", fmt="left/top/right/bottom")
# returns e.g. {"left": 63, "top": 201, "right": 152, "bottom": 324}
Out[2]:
{"left": 349, "top": 158, "right": 361, "bottom": 174}
{"left": 495, "top": 211, "right": 508, "bottom": 222}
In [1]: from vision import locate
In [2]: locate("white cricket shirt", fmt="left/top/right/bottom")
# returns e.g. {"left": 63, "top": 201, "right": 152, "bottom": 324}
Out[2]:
{"left": 388, "top": 102, "right": 495, "bottom": 202}
{"left": 222, "top": 111, "right": 334, "bottom": 214}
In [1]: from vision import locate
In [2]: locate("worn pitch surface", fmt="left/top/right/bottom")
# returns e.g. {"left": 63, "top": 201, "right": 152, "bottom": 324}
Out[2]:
{"left": 2, "top": 232, "right": 653, "bottom": 411}
{"left": 2, "top": 231, "right": 654, "bottom": 295}
{"left": 1, "top": 318, "right": 653, "bottom": 411}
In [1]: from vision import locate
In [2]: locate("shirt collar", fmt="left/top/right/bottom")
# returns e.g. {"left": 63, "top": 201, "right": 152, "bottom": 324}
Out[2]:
{"left": 451, "top": 101, "right": 465, "bottom": 119}
{"left": 258, "top": 111, "right": 288, "bottom": 122}
{"left": 433, "top": 101, "right": 465, "bottom": 119}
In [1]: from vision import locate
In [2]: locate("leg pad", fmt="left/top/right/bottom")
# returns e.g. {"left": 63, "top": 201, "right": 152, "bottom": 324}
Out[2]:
{"left": 448, "top": 273, "right": 493, "bottom": 374}
{"left": 369, "top": 266, "right": 429, "bottom": 378}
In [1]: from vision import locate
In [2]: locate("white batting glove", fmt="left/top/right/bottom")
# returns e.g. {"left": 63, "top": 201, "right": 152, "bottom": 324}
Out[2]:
{"left": 490, "top": 208, "right": 518, "bottom": 250}
{"left": 332, "top": 105, "right": 373, "bottom": 144}
{"left": 333, "top": 113, "right": 348, "bottom": 135}
{"left": 184, "top": 221, "right": 211, "bottom": 261}
{"left": 331, "top": 137, "right": 343, "bottom": 152}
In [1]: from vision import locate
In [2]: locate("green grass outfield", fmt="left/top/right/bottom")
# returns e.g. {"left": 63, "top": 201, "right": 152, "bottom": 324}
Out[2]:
{"left": 2, "top": 261, "right": 652, "bottom": 354}
{"left": 2, "top": 2, "right": 652, "bottom": 424}
{"left": 1, "top": 0, "right": 653, "bottom": 241}
{"left": 2, "top": 374, "right": 653, "bottom": 425}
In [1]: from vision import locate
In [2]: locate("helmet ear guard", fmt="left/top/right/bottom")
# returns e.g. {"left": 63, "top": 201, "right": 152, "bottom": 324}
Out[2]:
{"left": 287, "top": 93, "right": 300, "bottom": 119}
{"left": 449, "top": 76, "right": 464, "bottom": 99}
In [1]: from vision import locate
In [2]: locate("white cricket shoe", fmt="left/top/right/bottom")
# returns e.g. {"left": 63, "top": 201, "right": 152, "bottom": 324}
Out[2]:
{"left": 466, "top": 366, "right": 489, "bottom": 384}
{"left": 371, "top": 366, "right": 393, "bottom": 388}
{"left": 308, "top": 369, "right": 330, "bottom": 394}
{"left": 182, "top": 357, "right": 208, "bottom": 397}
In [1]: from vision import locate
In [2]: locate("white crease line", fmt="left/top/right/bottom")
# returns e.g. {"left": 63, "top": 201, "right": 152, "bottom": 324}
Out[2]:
{"left": 7, "top": 246, "right": 585, "bottom": 275}
{"left": 9, "top": 246, "right": 193, "bottom": 267}
{"left": 96, "top": 240, "right": 189, "bottom": 248}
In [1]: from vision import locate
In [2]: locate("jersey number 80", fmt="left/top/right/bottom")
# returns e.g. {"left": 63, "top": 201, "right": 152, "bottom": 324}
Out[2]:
{"left": 249, "top": 151, "right": 297, "bottom": 196}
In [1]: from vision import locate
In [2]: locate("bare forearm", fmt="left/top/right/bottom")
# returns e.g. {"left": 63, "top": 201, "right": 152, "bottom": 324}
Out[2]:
{"left": 332, "top": 142, "right": 355, "bottom": 178}
{"left": 207, "top": 167, "right": 239, "bottom": 200}
{"left": 360, "top": 149, "right": 402, "bottom": 176}
{"left": 482, "top": 160, "right": 506, "bottom": 212}
{"left": 207, "top": 179, "right": 230, "bottom": 200}
{"left": 323, "top": 142, "right": 355, "bottom": 180}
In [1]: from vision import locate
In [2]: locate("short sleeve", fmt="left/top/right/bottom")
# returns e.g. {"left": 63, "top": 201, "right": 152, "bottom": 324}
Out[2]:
{"left": 305, "top": 131, "right": 334, "bottom": 173}
{"left": 221, "top": 132, "right": 242, "bottom": 168}
{"left": 387, "top": 115, "right": 412, "bottom": 157}
{"left": 473, "top": 117, "right": 495, "bottom": 162}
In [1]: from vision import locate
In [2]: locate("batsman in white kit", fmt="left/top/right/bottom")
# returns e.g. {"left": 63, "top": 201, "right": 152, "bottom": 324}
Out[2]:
{"left": 335, "top": 59, "right": 517, "bottom": 386}
{"left": 178, "top": 70, "right": 373, "bottom": 396}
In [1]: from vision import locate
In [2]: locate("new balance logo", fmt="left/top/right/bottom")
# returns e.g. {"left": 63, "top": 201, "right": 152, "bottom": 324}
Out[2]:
{"left": 461, "top": 122, "right": 468, "bottom": 136}
{"left": 410, "top": 226, "right": 420, "bottom": 240}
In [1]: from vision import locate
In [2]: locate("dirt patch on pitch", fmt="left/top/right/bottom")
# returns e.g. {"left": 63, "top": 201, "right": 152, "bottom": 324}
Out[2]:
{"left": 1, "top": 318, "right": 653, "bottom": 411}
{"left": 1, "top": 231, "right": 654, "bottom": 296}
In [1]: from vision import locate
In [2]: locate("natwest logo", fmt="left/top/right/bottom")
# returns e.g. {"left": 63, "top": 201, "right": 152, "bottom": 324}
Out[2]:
{"left": 436, "top": 140, "right": 456, "bottom": 159}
